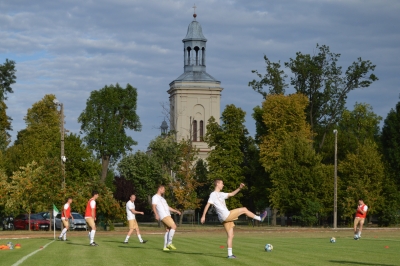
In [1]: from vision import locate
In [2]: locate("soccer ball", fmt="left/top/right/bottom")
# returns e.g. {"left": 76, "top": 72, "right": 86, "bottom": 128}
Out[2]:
{"left": 265, "top": 244, "right": 273, "bottom": 252}
{"left": 330, "top": 237, "right": 336, "bottom": 243}
{"left": 354, "top": 235, "right": 359, "bottom": 240}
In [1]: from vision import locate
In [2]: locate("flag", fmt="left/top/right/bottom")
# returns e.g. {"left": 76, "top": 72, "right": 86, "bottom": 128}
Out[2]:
{"left": 53, "top": 204, "right": 59, "bottom": 217}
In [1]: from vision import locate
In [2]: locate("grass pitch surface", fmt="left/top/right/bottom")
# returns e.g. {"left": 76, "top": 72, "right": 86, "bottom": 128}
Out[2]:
{"left": 1, "top": 227, "right": 399, "bottom": 266}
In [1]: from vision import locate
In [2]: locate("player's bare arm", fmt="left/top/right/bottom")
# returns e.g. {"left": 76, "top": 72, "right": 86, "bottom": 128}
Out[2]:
{"left": 228, "top": 183, "right": 245, "bottom": 197}
{"left": 201, "top": 203, "right": 211, "bottom": 224}
{"left": 130, "top": 208, "right": 144, "bottom": 215}
{"left": 152, "top": 204, "right": 159, "bottom": 220}
{"left": 169, "top": 207, "right": 181, "bottom": 216}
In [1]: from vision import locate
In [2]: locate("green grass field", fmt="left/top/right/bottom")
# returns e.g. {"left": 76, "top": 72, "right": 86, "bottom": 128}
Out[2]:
{"left": 1, "top": 226, "right": 400, "bottom": 266}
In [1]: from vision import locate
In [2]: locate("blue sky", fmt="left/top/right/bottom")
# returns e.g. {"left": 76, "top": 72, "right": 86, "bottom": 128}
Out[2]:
{"left": 1, "top": 0, "right": 399, "bottom": 152}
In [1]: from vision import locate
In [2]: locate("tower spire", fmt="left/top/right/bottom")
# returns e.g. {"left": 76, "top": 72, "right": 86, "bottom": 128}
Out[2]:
{"left": 193, "top": 3, "right": 197, "bottom": 20}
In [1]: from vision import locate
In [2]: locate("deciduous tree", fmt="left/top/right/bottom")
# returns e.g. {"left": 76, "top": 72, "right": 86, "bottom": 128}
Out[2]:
{"left": 78, "top": 83, "right": 141, "bottom": 182}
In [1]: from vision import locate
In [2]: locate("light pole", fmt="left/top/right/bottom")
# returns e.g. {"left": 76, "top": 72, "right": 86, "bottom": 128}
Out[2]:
{"left": 333, "top": 129, "right": 338, "bottom": 229}
{"left": 54, "top": 99, "right": 66, "bottom": 189}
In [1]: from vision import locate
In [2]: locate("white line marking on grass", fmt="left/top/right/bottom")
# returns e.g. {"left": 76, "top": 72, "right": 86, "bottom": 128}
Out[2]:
{"left": 12, "top": 240, "right": 55, "bottom": 266}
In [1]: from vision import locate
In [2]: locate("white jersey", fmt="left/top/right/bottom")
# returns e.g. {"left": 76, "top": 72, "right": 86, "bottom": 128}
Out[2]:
{"left": 208, "top": 192, "right": 230, "bottom": 222}
{"left": 152, "top": 194, "right": 171, "bottom": 221}
{"left": 126, "top": 200, "right": 136, "bottom": 220}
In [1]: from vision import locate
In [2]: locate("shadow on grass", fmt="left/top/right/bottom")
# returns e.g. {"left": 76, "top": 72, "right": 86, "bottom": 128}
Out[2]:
{"left": 329, "top": 261, "right": 396, "bottom": 266}
{"left": 172, "top": 250, "right": 224, "bottom": 259}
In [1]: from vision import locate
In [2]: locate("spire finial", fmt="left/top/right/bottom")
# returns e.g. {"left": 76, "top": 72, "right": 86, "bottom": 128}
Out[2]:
{"left": 193, "top": 4, "right": 197, "bottom": 20}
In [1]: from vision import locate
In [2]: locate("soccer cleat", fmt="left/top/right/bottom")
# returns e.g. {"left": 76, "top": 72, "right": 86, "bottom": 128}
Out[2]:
{"left": 260, "top": 211, "right": 267, "bottom": 222}
{"left": 58, "top": 236, "right": 62, "bottom": 241}
{"left": 123, "top": 241, "right": 128, "bottom": 244}
{"left": 90, "top": 242, "right": 99, "bottom": 246}
{"left": 140, "top": 240, "right": 148, "bottom": 244}
{"left": 163, "top": 247, "right": 170, "bottom": 251}
{"left": 167, "top": 243, "right": 176, "bottom": 250}
{"left": 227, "top": 255, "right": 237, "bottom": 259}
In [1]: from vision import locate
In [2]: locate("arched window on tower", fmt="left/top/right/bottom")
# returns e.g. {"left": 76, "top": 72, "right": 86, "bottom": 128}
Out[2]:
{"left": 201, "top": 47, "right": 205, "bottom": 66}
{"left": 200, "top": 120, "right": 204, "bottom": 141}
{"left": 194, "top": 46, "right": 199, "bottom": 65}
{"left": 186, "top": 47, "right": 192, "bottom": 65}
{"left": 193, "top": 120, "right": 197, "bottom": 142}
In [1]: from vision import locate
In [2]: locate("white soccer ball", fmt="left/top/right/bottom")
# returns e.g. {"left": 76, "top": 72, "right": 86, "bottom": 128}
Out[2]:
{"left": 354, "top": 235, "right": 359, "bottom": 240}
{"left": 265, "top": 244, "right": 273, "bottom": 252}
{"left": 330, "top": 237, "right": 336, "bottom": 243}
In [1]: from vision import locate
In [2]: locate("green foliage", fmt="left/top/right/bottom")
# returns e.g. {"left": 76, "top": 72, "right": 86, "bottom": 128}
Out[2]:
{"left": 285, "top": 44, "right": 378, "bottom": 150}
{"left": 4, "top": 94, "right": 60, "bottom": 175}
{"left": 0, "top": 101, "right": 12, "bottom": 151}
{"left": 0, "top": 59, "right": 16, "bottom": 101}
{"left": 78, "top": 83, "right": 141, "bottom": 182}
{"left": 249, "top": 55, "right": 288, "bottom": 97}
{"left": 381, "top": 99, "right": 400, "bottom": 187}
{"left": 118, "top": 150, "right": 163, "bottom": 208}
{"left": 259, "top": 93, "right": 312, "bottom": 172}
{"left": 269, "top": 135, "right": 331, "bottom": 223}
{"left": 293, "top": 199, "right": 322, "bottom": 226}
{"left": 205, "top": 104, "right": 248, "bottom": 209}
{"left": 338, "top": 140, "right": 385, "bottom": 221}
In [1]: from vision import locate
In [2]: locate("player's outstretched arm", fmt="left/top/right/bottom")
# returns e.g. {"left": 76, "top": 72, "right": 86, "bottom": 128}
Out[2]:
{"left": 201, "top": 203, "right": 211, "bottom": 224}
{"left": 228, "top": 183, "right": 245, "bottom": 197}
{"left": 169, "top": 207, "right": 181, "bottom": 216}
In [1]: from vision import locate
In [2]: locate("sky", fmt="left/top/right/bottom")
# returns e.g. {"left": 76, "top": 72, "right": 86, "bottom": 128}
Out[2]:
{"left": 1, "top": 0, "right": 399, "bottom": 153}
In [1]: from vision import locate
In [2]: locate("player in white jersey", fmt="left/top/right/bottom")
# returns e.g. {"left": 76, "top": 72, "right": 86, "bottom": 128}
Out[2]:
{"left": 152, "top": 185, "right": 181, "bottom": 251}
{"left": 201, "top": 179, "right": 267, "bottom": 259}
{"left": 123, "top": 194, "right": 147, "bottom": 244}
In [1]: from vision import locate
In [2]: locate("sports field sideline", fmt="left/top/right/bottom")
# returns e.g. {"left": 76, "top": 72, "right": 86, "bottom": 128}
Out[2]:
{"left": 1, "top": 226, "right": 399, "bottom": 266}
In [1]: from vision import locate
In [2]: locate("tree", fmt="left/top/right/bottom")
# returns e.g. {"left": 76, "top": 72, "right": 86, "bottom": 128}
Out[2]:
{"left": 338, "top": 140, "right": 385, "bottom": 222}
{"left": 381, "top": 99, "right": 400, "bottom": 187}
{"left": 205, "top": 104, "right": 248, "bottom": 209}
{"left": 285, "top": 44, "right": 378, "bottom": 150}
{"left": 320, "top": 102, "right": 382, "bottom": 162}
{"left": 0, "top": 101, "right": 12, "bottom": 151}
{"left": 249, "top": 56, "right": 288, "bottom": 97}
{"left": 0, "top": 59, "right": 16, "bottom": 101}
{"left": 78, "top": 83, "right": 141, "bottom": 182}
{"left": 250, "top": 45, "right": 378, "bottom": 151}
{"left": 269, "top": 135, "right": 332, "bottom": 226}
{"left": 259, "top": 93, "right": 312, "bottom": 171}
{"left": 171, "top": 139, "right": 203, "bottom": 225}
{"left": 118, "top": 150, "right": 163, "bottom": 210}
{"left": 4, "top": 94, "right": 60, "bottom": 175}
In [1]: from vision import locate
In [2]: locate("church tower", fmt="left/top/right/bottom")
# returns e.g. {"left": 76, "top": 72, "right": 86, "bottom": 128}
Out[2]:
{"left": 168, "top": 12, "right": 223, "bottom": 160}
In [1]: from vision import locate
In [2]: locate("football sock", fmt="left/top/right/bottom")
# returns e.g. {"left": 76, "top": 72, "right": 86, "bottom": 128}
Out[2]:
{"left": 60, "top": 228, "right": 67, "bottom": 237}
{"left": 228, "top": 248, "right": 233, "bottom": 256}
{"left": 63, "top": 234, "right": 66, "bottom": 240}
{"left": 253, "top": 215, "right": 261, "bottom": 221}
{"left": 124, "top": 235, "right": 130, "bottom": 242}
{"left": 168, "top": 229, "right": 175, "bottom": 244}
{"left": 358, "top": 232, "right": 362, "bottom": 237}
{"left": 164, "top": 232, "right": 169, "bottom": 248}
{"left": 138, "top": 234, "right": 143, "bottom": 242}
{"left": 90, "top": 230, "right": 96, "bottom": 243}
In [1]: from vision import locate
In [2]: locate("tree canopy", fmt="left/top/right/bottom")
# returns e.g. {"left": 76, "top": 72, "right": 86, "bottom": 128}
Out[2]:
{"left": 78, "top": 83, "right": 141, "bottom": 182}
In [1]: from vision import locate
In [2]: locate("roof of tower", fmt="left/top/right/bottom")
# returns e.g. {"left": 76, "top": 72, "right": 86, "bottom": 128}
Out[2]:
{"left": 173, "top": 71, "right": 218, "bottom": 82}
{"left": 183, "top": 20, "right": 207, "bottom": 42}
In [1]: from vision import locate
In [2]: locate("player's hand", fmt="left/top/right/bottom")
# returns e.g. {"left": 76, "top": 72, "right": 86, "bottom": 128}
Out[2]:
{"left": 155, "top": 214, "right": 160, "bottom": 221}
{"left": 176, "top": 211, "right": 181, "bottom": 216}
{"left": 140, "top": 212, "right": 144, "bottom": 215}
{"left": 200, "top": 217, "right": 205, "bottom": 224}
{"left": 239, "top": 183, "right": 245, "bottom": 189}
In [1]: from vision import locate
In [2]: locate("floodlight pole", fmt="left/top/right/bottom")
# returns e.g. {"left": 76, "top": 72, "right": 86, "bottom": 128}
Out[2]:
{"left": 60, "top": 102, "right": 65, "bottom": 189}
{"left": 333, "top": 129, "right": 338, "bottom": 229}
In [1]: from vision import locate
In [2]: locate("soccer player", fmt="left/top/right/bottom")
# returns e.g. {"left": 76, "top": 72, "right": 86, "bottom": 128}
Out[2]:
{"left": 201, "top": 180, "right": 267, "bottom": 259}
{"left": 354, "top": 199, "right": 368, "bottom": 239}
{"left": 85, "top": 191, "right": 99, "bottom": 246}
{"left": 58, "top": 197, "right": 73, "bottom": 241}
{"left": 123, "top": 194, "right": 148, "bottom": 244}
{"left": 152, "top": 185, "right": 181, "bottom": 251}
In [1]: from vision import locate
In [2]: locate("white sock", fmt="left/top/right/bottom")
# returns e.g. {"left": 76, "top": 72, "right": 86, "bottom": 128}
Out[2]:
{"left": 60, "top": 228, "right": 67, "bottom": 237}
{"left": 90, "top": 230, "right": 96, "bottom": 243}
{"left": 358, "top": 232, "right": 362, "bottom": 237}
{"left": 164, "top": 232, "right": 169, "bottom": 248}
{"left": 124, "top": 235, "right": 130, "bottom": 242}
{"left": 138, "top": 234, "right": 143, "bottom": 242}
{"left": 253, "top": 215, "right": 261, "bottom": 221}
{"left": 168, "top": 229, "right": 175, "bottom": 244}
{"left": 228, "top": 248, "right": 233, "bottom": 256}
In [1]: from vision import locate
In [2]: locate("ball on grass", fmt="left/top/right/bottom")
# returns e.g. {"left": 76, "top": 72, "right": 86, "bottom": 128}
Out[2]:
{"left": 330, "top": 237, "right": 336, "bottom": 243}
{"left": 265, "top": 244, "right": 273, "bottom": 252}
